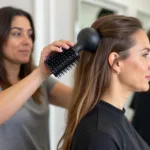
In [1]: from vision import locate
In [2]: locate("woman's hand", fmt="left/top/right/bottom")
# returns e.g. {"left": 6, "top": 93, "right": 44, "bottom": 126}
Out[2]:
{"left": 38, "top": 40, "right": 74, "bottom": 78}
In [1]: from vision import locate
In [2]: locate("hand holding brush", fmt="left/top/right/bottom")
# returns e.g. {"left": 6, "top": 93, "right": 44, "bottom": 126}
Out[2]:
{"left": 45, "top": 27, "right": 101, "bottom": 77}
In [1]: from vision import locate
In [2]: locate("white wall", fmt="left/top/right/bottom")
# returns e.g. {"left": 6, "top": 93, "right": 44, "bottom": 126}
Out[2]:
{"left": 48, "top": 1, "right": 77, "bottom": 149}
{"left": 107, "top": 0, "right": 150, "bottom": 31}
{"left": 108, "top": 0, "right": 150, "bottom": 15}
{"left": 0, "top": 0, "right": 33, "bottom": 14}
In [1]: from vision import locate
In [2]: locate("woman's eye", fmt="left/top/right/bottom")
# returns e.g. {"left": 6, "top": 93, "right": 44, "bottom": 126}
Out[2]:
{"left": 11, "top": 32, "right": 22, "bottom": 37}
{"left": 28, "top": 33, "right": 33, "bottom": 38}
{"left": 143, "top": 53, "right": 149, "bottom": 58}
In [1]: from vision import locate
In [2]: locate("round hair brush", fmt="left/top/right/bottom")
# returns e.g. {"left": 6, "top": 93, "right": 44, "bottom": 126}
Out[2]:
{"left": 45, "top": 27, "right": 101, "bottom": 77}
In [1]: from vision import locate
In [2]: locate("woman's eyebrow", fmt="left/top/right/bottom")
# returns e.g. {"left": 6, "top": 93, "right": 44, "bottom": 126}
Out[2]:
{"left": 141, "top": 48, "right": 150, "bottom": 52}
{"left": 10, "top": 27, "right": 32, "bottom": 32}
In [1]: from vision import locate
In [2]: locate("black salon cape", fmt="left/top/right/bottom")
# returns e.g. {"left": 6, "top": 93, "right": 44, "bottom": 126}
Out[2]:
{"left": 71, "top": 100, "right": 150, "bottom": 150}
{"left": 130, "top": 92, "right": 150, "bottom": 146}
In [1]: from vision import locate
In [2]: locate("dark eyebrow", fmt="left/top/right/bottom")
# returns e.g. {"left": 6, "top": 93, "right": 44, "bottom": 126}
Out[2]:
{"left": 141, "top": 48, "right": 150, "bottom": 52}
{"left": 10, "top": 27, "right": 33, "bottom": 32}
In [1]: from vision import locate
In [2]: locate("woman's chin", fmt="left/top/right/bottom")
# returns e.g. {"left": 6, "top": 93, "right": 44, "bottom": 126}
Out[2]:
{"left": 137, "top": 85, "right": 149, "bottom": 92}
{"left": 18, "top": 58, "right": 30, "bottom": 64}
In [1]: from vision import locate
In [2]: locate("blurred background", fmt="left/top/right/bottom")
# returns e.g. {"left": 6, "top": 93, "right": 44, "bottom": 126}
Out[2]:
{"left": 1, "top": 0, "right": 150, "bottom": 149}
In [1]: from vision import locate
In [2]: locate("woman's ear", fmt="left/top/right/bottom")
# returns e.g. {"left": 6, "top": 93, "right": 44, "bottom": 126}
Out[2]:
{"left": 108, "top": 52, "right": 121, "bottom": 74}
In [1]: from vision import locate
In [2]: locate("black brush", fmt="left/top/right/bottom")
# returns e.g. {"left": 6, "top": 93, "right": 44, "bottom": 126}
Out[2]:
{"left": 45, "top": 27, "right": 101, "bottom": 77}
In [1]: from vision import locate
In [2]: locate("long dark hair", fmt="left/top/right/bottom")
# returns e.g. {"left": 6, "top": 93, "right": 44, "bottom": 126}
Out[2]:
{"left": 0, "top": 6, "right": 41, "bottom": 104}
{"left": 58, "top": 15, "right": 142, "bottom": 150}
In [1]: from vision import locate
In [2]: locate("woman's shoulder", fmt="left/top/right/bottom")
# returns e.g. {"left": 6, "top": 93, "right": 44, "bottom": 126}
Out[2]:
{"left": 74, "top": 102, "right": 124, "bottom": 148}
{"left": 72, "top": 129, "right": 119, "bottom": 150}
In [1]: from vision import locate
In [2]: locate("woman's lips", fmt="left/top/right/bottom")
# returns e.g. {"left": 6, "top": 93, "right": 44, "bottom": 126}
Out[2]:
{"left": 19, "top": 50, "right": 30, "bottom": 52}
{"left": 18, "top": 50, "right": 30, "bottom": 55}
{"left": 145, "top": 75, "right": 150, "bottom": 80}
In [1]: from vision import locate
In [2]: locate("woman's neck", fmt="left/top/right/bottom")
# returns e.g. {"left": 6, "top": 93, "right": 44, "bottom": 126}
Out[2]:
{"left": 101, "top": 79, "right": 133, "bottom": 110}
{"left": 4, "top": 59, "right": 21, "bottom": 84}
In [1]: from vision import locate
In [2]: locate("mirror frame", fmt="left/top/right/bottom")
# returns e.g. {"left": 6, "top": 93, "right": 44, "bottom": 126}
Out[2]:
{"left": 75, "top": 0, "right": 128, "bottom": 40}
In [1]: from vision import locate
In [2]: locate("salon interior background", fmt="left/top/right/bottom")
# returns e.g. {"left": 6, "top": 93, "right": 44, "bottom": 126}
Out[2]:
{"left": 1, "top": 0, "right": 150, "bottom": 150}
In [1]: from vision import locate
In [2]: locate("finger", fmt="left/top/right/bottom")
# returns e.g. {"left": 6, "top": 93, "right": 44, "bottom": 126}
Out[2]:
{"left": 45, "top": 45, "right": 62, "bottom": 53}
{"left": 42, "top": 43, "right": 66, "bottom": 62}
{"left": 52, "top": 41, "right": 70, "bottom": 49}
{"left": 52, "top": 40, "right": 74, "bottom": 49}
{"left": 59, "top": 40, "right": 74, "bottom": 47}
{"left": 42, "top": 46, "right": 62, "bottom": 61}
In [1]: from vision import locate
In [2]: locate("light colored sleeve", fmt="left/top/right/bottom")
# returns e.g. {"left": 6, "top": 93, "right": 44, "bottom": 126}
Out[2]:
{"left": 45, "top": 76, "right": 58, "bottom": 92}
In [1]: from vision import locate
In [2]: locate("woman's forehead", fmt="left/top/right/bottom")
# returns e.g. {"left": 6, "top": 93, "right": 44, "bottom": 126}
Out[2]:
{"left": 131, "top": 29, "right": 150, "bottom": 50}
{"left": 11, "top": 16, "right": 31, "bottom": 29}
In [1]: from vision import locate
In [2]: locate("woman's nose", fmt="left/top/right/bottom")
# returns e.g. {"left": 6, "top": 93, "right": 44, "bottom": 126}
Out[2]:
{"left": 22, "top": 34, "right": 32, "bottom": 45}
{"left": 148, "top": 60, "right": 150, "bottom": 70}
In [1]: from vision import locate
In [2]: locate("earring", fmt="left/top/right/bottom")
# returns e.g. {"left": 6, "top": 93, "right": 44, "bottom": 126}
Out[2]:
{"left": 117, "top": 72, "right": 120, "bottom": 75}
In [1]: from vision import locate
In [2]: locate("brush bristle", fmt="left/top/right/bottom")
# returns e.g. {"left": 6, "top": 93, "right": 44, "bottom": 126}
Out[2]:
{"left": 45, "top": 49, "right": 79, "bottom": 77}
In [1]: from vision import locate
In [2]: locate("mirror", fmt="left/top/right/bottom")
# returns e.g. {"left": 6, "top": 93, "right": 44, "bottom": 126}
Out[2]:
{"left": 75, "top": 0, "right": 127, "bottom": 35}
